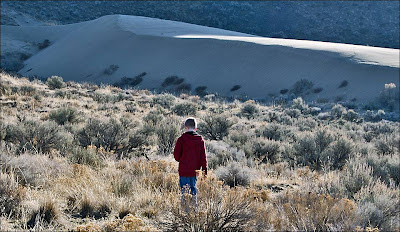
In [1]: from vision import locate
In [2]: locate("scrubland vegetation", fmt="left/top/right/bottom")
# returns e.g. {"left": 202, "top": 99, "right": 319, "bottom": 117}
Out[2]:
{"left": 0, "top": 71, "right": 399, "bottom": 231}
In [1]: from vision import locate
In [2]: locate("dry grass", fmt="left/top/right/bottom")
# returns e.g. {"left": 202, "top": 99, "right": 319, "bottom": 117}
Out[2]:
{"left": 0, "top": 72, "right": 399, "bottom": 231}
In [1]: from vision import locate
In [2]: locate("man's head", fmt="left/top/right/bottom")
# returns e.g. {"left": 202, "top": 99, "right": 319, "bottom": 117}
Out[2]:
{"left": 184, "top": 117, "right": 197, "bottom": 131}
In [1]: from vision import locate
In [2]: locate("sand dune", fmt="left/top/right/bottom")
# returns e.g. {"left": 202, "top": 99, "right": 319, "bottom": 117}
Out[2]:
{"left": 4, "top": 15, "right": 399, "bottom": 102}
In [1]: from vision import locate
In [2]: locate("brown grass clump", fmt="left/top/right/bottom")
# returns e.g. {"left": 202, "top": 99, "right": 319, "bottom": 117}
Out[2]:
{"left": 162, "top": 173, "right": 256, "bottom": 231}
{"left": 76, "top": 214, "right": 157, "bottom": 232}
{"left": 27, "top": 200, "right": 59, "bottom": 228}
{"left": 274, "top": 190, "right": 358, "bottom": 231}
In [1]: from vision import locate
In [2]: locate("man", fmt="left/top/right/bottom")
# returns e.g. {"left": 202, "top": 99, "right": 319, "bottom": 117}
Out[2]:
{"left": 173, "top": 117, "right": 207, "bottom": 212}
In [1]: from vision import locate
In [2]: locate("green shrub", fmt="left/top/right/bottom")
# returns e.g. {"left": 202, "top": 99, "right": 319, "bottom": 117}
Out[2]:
{"left": 291, "top": 79, "right": 314, "bottom": 95}
{"left": 241, "top": 103, "right": 259, "bottom": 119}
{"left": 19, "top": 85, "right": 37, "bottom": 96}
{"left": 175, "top": 83, "right": 191, "bottom": 93}
{"left": 69, "top": 147, "right": 103, "bottom": 168}
{"left": 37, "top": 39, "right": 50, "bottom": 49}
{"left": 5, "top": 120, "right": 71, "bottom": 154}
{"left": 77, "top": 118, "right": 130, "bottom": 152}
{"left": 103, "top": 64, "right": 119, "bottom": 75}
{"left": 291, "top": 97, "right": 309, "bottom": 113}
{"left": 195, "top": 86, "right": 208, "bottom": 96}
{"left": 49, "top": 107, "right": 79, "bottom": 125}
{"left": 343, "top": 109, "right": 360, "bottom": 122}
{"left": 230, "top": 85, "right": 241, "bottom": 92}
{"left": 152, "top": 94, "right": 175, "bottom": 109}
{"left": 378, "top": 83, "right": 399, "bottom": 111}
{"left": 206, "top": 141, "right": 246, "bottom": 169}
{"left": 321, "top": 137, "right": 353, "bottom": 170}
{"left": 261, "top": 123, "right": 284, "bottom": 141}
{"left": 331, "top": 104, "right": 347, "bottom": 119}
{"left": 285, "top": 108, "right": 301, "bottom": 118}
{"left": 46, "top": 76, "right": 65, "bottom": 90}
{"left": 342, "top": 158, "right": 374, "bottom": 198}
{"left": 338, "top": 80, "right": 348, "bottom": 88}
{"left": 156, "top": 117, "right": 181, "bottom": 155}
{"left": 172, "top": 102, "right": 197, "bottom": 116}
{"left": 245, "top": 138, "right": 280, "bottom": 164}
{"left": 215, "top": 162, "right": 251, "bottom": 187}
{"left": 198, "top": 113, "right": 233, "bottom": 140}
{"left": 161, "top": 76, "right": 184, "bottom": 87}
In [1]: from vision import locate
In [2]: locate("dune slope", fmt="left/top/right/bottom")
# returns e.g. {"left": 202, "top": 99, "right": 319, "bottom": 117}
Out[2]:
{"left": 6, "top": 15, "right": 400, "bottom": 102}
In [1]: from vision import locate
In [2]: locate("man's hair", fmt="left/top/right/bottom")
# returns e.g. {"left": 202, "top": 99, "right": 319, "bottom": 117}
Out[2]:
{"left": 184, "top": 117, "right": 197, "bottom": 129}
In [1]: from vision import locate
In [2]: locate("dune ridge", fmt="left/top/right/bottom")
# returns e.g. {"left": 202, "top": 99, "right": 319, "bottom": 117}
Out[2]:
{"left": 2, "top": 15, "right": 398, "bottom": 102}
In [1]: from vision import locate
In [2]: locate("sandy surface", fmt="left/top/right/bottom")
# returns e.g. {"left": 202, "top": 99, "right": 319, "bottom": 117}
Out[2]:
{"left": 3, "top": 15, "right": 398, "bottom": 102}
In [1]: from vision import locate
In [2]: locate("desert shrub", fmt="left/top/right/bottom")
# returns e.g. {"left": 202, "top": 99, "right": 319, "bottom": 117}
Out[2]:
{"left": 46, "top": 76, "right": 65, "bottom": 90}
{"left": 114, "top": 74, "right": 144, "bottom": 88}
{"left": 27, "top": 200, "right": 59, "bottom": 228}
{"left": 290, "top": 133, "right": 321, "bottom": 170}
{"left": 164, "top": 177, "right": 255, "bottom": 231}
{"left": 291, "top": 97, "right": 309, "bottom": 113}
{"left": 215, "top": 162, "right": 251, "bottom": 187}
{"left": 77, "top": 118, "right": 130, "bottom": 152}
{"left": 343, "top": 109, "right": 361, "bottom": 122}
{"left": 296, "top": 117, "right": 317, "bottom": 131}
{"left": 280, "top": 89, "right": 289, "bottom": 94}
{"left": 206, "top": 140, "right": 246, "bottom": 169}
{"left": 274, "top": 190, "right": 358, "bottom": 231}
{"left": 156, "top": 117, "right": 181, "bottom": 155}
{"left": 19, "top": 85, "right": 37, "bottom": 96}
{"left": 172, "top": 102, "right": 197, "bottom": 116}
{"left": 0, "top": 172, "right": 25, "bottom": 217}
{"left": 378, "top": 83, "right": 399, "bottom": 111}
{"left": 4, "top": 120, "right": 71, "bottom": 154}
{"left": 195, "top": 86, "right": 208, "bottom": 96}
{"left": 175, "top": 83, "right": 191, "bottom": 93}
{"left": 69, "top": 146, "right": 103, "bottom": 168}
{"left": 314, "top": 129, "right": 334, "bottom": 153}
{"left": 226, "top": 129, "right": 252, "bottom": 148}
{"left": 260, "top": 123, "right": 284, "bottom": 141}
{"left": 284, "top": 108, "right": 301, "bottom": 118}
{"left": 37, "top": 39, "right": 50, "bottom": 49}
{"left": 321, "top": 137, "right": 353, "bottom": 170}
{"left": 103, "top": 64, "right": 119, "bottom": 75}
{"left": 230, "top": 85, "right": 241, "bottom": 92}
{"left": 92, "top": 92, "right": 125, "bottom": 103}
{"left": 244, "top": 138, "right": 280, "bottom": 164}
{"left": 374, "top": 138, "right": 396, "bottom": 155}
{"left": 241, "top": 103, "right": 259, "bottom": 119}
{"left": 313, "top": 87, "right": 323, "bottom": 93}
{"left": 342, "top": 158, "right": 374, "bottom": 198}
{"left": 49, "top": 107, "right": 79, "bottom": 125}
{"left": 152, "top": 94, "right": 175, "bottom": 109}
{"left": 0, "top": 82, "right": 11, "bottom": 96}
{"left": 331, "top": 104, "right": 347, "bottom": 119}
{"left": 198, "top": 113, "right": 233, "bottom": 140}
{"left": 4, "top": 153, "right": 69, "bottom": 187}
{"left": 366, "top": 153, "right": 400, "bottom": 185}
{"left": 355, "top": 179, "right": 400, "bottom": 231}
{"left": 338, "top": 80, "right": 349, "bottom": 88}
{"left": 0, "top": 121, "right": 6, "bottom": 141}
{"left": 363, "top": 110, "right": 385, "bottom": 122}
{"left": 291, "top": 79, "right": 314, "bottom": 95}
{"left": 161, "top": 76, "right": 184, "bottom": 87}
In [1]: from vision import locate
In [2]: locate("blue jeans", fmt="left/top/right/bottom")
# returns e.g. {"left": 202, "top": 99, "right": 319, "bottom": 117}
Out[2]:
{"left": 179, "top": 176, "right": 197, "bottom": 212}
{"left": 179, "top": 176, "right": 197, "bottom": 195}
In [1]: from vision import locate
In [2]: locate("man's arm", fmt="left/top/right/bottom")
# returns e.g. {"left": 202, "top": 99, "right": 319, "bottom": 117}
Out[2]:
{"left": 200, "top": 140, "right": 207, "bottom": 175}
{"left": 173, "top": 137, "right": 182, "bottom": 162}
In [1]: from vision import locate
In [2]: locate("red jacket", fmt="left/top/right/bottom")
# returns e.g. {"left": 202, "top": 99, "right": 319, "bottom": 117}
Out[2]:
{"left": 173, "top": 131, "right": 207, "bottom": 177}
